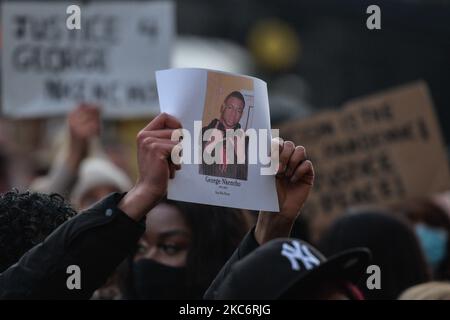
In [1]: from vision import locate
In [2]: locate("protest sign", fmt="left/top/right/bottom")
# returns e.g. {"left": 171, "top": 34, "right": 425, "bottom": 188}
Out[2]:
{"left": 1, "top": 1, "right": 174, "bottom": 118}
{"left": 156, "top": 68, "right": 279, "bottom": 211}
{"left": 280, "top": 81, "right": 450, "bottom": 240}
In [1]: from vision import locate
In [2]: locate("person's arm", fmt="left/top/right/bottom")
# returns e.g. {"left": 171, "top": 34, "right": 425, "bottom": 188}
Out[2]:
{"left": 30, "top": 104, "right": 100, "bottom": 198}
{"left": 204, "top": 140, "right": 314, "bottom": 299}
{"left": 0, "top": 113, "right": 182, "bottom": 299}
{"left": 0, "top": 193, "right": 143, "bottom": 299}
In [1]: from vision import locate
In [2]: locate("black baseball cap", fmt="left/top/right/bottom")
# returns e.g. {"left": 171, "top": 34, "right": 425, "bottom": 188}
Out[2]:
{"left": 214, "top": 238, "right": 371, "bottom": 300}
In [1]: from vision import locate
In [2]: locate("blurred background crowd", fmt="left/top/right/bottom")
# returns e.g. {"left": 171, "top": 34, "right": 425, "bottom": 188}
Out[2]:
{"left": 1, "top": 0, "right": 450, "bottom": 300}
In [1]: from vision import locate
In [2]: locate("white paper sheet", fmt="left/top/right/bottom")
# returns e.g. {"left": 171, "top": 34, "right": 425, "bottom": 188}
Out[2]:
{"left": 156, "top": 68, "right": 279, "bottom": 211}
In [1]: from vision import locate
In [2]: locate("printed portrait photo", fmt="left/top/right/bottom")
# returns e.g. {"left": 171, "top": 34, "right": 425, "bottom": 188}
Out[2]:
{"left": 199, "top": 71, "right": 254, "bottom": 181}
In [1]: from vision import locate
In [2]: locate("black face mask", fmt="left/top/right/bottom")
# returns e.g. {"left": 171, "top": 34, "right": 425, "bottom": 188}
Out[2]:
{"left": 130, "top": 259, "right": 204, "bottom": 300}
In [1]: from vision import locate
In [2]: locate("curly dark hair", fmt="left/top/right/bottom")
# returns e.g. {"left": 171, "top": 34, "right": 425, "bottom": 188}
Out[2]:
{"left": 0, "top": 189, "right": 76, "bottom": 272}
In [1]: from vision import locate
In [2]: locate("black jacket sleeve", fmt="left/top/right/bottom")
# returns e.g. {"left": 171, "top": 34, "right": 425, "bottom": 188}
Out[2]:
{"left": 0, "top": 193, "right": 144, "bottom": 300}
{"left": 203, "top": 226, "right": 260, "bottom": 300}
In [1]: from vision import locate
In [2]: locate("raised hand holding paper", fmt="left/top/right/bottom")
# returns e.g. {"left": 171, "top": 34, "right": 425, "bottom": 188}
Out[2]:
{"left": 156, "top": 68, "right": 279, "bottom": 211}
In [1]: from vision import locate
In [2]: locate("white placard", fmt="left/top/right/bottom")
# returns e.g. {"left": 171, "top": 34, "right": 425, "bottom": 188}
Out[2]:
{"left": 156, "top": 68, "right": 279, "bottom": 212}
{"left": 1, "top": 1, "right": 174, "bottom": 118}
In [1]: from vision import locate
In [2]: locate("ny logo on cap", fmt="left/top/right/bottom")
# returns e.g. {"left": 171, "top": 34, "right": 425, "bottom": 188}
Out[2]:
{"left": 281, "top": 240, "right": 320, "bottom": 271}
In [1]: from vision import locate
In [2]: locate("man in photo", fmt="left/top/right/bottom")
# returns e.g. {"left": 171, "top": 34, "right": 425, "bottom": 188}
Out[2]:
{"left": 200, "top": 91, "right": 249, "bottom": 180}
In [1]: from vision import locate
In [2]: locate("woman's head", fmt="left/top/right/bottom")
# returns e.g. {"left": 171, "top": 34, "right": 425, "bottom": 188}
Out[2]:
{"left": 122, "top": 200, "right": 247, "bottom": 299}
{"left": 318, "top": 209, "right": 431, "bottom": 299}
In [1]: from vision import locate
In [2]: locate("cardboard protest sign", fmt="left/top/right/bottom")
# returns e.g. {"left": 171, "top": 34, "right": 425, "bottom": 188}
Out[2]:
{"left": 280, "top": 81, "right": 450, "bottom": 241}
{"left": 156, "top": 68, "right": 279, "bottom": 211}
{"left": 1, "top": 1, "right": 174, "bottom": 118}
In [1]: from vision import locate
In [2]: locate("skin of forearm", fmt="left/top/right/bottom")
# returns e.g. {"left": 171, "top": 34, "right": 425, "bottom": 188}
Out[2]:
{"left": 254, "top": 211, "right": 297, "bottom": 245}
{"left": 117, "top": 185, "right": 161, "bottom": 222}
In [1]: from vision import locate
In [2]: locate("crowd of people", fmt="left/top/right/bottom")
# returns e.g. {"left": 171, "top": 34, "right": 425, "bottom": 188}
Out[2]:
{"left": 0, "top": 104, "right": 449, "bottom": 300}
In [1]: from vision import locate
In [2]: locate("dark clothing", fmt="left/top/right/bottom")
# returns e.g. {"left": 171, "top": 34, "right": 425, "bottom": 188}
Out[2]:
{"left": 200, "top": 119, "right": 248, "bottom": 181}
{"left": 204, "top": 228, "right": 369, "bottom": 300}
{"left": 204, "top": 227, "right": 259, "bottom": 299}
{"left": 0, "top": 193, "right": 144, "bottom": 300}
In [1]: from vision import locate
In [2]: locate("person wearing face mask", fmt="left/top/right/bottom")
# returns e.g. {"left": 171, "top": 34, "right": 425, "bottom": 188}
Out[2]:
{"left": 119, "top": 200, "right": 247, "bottom": 300}
{"left": 392, "top": 199, "right": 450, "bottom": 280}
{"left": 0, "top": 113, "right": 184, "bottom": 299}
{"left": 123, "top": 138, "right": 316, "bottom": 300}
{"left": 1, "top": 113, "right": 316, "bottom": 299}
